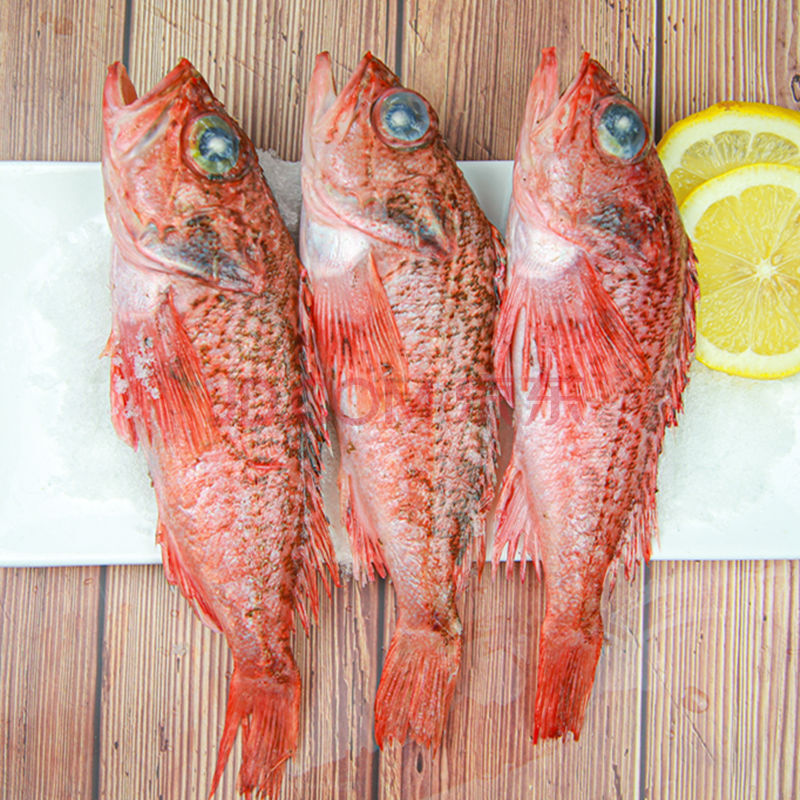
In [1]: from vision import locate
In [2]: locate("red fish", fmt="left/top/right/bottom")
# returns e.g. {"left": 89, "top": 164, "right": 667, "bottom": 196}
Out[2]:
{"left": 102, "top": 59, "right": 337, "bottom": 798}
{"left": 300, "top": 52, "right": 503, "bottom": 749}
{"left": 492, "top": 49, "right": 697, "bottom": 741}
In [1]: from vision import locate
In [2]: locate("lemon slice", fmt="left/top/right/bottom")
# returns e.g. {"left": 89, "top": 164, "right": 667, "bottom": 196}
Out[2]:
{"left": 680, "top": 163, "right": 800, "bottom": 379}
{"left": 659, "top": 102, "right": 800, "bottom": 204}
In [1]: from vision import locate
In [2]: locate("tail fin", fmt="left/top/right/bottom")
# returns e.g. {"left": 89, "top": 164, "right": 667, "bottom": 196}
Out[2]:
{"left": 533, "top": 617, "right": 603, "bottom": 743}
{"left": 374, "top": 626, "right": 462, "bottom": 751}
{"left": 209, "top": 665, "right": 300, "bottom": 800}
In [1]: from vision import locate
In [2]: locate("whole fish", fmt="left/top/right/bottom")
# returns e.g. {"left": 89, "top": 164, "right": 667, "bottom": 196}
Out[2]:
{"left": 300, "top": 52, "right": 503, "bottom": 748}
{"left": 102, "top": 59, "right": 337, "bottom": 798}
{"left": 492, "top": 49, "right": 697, "bottom": 741}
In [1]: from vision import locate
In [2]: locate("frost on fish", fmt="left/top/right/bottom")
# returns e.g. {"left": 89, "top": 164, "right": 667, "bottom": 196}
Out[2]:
{"left": 493, "top": 49, "right": 697, "bottom": 742}
{"left": 301, "top": 51, "right": 504, "bottom": 750}
{"left": 102, "top": 58, "right": 338, "bottom": 799}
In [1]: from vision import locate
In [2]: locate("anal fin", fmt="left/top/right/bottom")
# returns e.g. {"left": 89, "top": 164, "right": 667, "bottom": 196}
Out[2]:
{"left": 341, "top": 472, "right": 386, "bottom": 585}
{"left": 157, "top": 517, "right": 222, "bottom": 632}
{"left": 491, "top": 456, "right": 542, "bottom": 581}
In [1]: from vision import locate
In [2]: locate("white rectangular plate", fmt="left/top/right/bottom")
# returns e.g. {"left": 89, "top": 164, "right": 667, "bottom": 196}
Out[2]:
{"left": 1, "top": 159, "right": 798, "bottom": 567}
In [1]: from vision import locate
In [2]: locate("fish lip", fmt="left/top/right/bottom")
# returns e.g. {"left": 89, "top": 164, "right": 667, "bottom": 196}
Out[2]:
{"left": 103, "top": 62, "right": 139, "bottom": 114}
{"left": 331, "top": 52, "right": 398, "bottom": 122}
{"left": 305, "top": 51, "right": 337, "bottom": 132}
{"left": 553, "top": 53, "right": 611, "bottom": 120}
{"left": 527, "top": 52, "right": 593, "bottom": 137}
{"left": 103, "top": 58, "right": 199, "bottom": 118}
{"left": 304, "top": 51, "right": 399, "bottom": 148}
{"left": 518, "top": 50, "right": 620, "bottom": 166}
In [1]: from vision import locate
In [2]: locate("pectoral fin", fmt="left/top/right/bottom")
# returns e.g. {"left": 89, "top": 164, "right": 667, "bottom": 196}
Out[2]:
{"left": 309, "top": 251, "right": 407, "bottom": 403}
{"left": 111, "top": 288, "right": 219, "bottom": 456}
{"left": 493, "top": 253, "right": 649, "bottom": 415}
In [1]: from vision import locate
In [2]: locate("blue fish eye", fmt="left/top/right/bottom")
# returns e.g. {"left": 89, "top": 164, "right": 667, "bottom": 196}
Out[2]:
{"left": 187, "top": 114, "right": 241, "bottom": 176}
{"left": 199, "top": 126, "right": 237, "bottom": 164}
{"left": 596, "top": 102, "right": 648, "bottom": 161}
{"left": 376, "top": 90, "right": 431, "bottom": 146}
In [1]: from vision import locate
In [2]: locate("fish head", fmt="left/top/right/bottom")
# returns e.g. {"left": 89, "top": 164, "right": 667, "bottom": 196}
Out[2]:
{"left": 102, "top": 59, "right": 267, "bottom": 291}
{"left": 301, "top": 51, "right": 455, "bottom": 257}
{"left": 514, "top": 49, "right": 676, "bottom": 264}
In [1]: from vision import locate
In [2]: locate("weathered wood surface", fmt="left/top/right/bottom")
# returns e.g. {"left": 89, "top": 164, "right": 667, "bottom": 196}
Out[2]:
{"left": 0, "top": 0, "right": 127, "bottom": 160}
{"left": 0, "top": 567, "right": 102, "bottom": 800}
{"left": 644, "top": 561, "right": 800, "bottom": 800}
{"left": 659, "top": 0, "right": 800, "bottom": 133}
{"left": 1, "top": 1, "right": 799, "bottom": 798}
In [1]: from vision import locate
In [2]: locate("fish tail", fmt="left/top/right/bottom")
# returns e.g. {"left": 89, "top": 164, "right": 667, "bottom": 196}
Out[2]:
{"left": 209, "top": 664, "right": 300, "bottom": 800}
{"left": 374, "top": 625, "right": 462, "bottom": 751}
{"left": 533, "top": 614, "right": 603, "bottom": 744}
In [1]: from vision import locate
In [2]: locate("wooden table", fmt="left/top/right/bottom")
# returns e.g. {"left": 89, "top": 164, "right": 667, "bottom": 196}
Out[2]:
{"left": 1, "top": 1, "right": 798, "bottom": 798}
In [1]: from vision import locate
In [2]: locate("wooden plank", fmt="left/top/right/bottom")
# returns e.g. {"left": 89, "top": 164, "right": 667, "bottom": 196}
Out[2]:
{"left": 98, "top": 565, "right": 382, "bottom": 799}
{"left": 284, "top": 576, "right": 382, "bottom": 799}
{"left": 0, "top": 0, "right": 127, "bottom": 160}
{"left": 402, "top": 0, "right": 658, "bottom": 160}
{"left": 377, "top": 568, "right": 644, "bottom": 799}
{"left": 659, "top": 0, "right": 800, "bottom": 132}
{"left": 644, "top": 561, "right": 800, "bottom": 800}
{"left": 0, "top": 566, "right": 102, "bottom": 800}
{"left": 126, "top": 0, "right": 399, "bottom": 159}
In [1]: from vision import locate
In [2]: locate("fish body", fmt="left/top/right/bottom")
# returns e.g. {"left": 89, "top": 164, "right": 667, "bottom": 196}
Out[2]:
{"left": 492, "top": 50, "right": 697, "bottom": 741}
{"left": 102, "top": 60, "right": 336, "bottom": 798}
{"left": 300, "top": 52, "right": 503, "bottom": 748}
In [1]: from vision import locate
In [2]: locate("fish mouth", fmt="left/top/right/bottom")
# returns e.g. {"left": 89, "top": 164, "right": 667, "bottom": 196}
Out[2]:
{"left": 303, "top": 51, "right": 400, "bottom": 157}
{"left": 518, "top": 49, "right": 620, "bottom": 163}
{"left": 103, "top": 59, "right": 205, "bottom": 156}
{"left": 103, "top": 58, "right": 199, "bottom": 114}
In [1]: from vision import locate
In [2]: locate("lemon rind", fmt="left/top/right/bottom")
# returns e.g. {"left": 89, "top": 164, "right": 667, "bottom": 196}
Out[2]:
{"left": 696, "top": 334, "right": 800, "bottom": 379}
{"left": 679, "top": 162, "right": 800, "bottom": 224}
{"left": 658, "top": 102, "right": 800, "bottom": 174}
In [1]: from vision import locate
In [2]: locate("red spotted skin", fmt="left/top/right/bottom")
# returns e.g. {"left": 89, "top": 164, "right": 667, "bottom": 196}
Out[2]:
{"left": 493, "top": 50, "right": 697, "bottom": 741}
{"left": 102, "top": 60, "right": 334, "bottom": 799}
{"left": 301, "top": 52, "right": 503, "bottom": 749}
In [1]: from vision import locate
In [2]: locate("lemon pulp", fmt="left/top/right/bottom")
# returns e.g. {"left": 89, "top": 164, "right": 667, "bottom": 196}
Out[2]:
{"left": 679, "top": 163, "right": 800, "bottom": 379}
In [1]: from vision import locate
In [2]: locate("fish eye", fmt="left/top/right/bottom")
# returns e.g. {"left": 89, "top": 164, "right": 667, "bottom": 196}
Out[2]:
{"left": 594, "top": 99, "right": 650, "bottom": 162}
{"left": 372, "top": 89, "right": 434, "bottom": 149}
{"left": 183, "top": 114, "right": 244, "bottom": 178}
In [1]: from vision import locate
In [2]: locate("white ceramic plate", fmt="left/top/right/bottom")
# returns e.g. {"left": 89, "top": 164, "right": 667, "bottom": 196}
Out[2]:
{"left": 1, "top": 159, "right": 797, "bottom": 567}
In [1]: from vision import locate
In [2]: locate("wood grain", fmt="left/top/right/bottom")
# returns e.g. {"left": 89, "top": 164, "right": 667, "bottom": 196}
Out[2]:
{"left": 0, "top": 0, "right": 127, "bottom": 160}
{"left": 98, "top": 565, "right": 382, "bottom": 799}
{"left": 402, "top": 0, "right": 658, "bottom": 160}
{"left": 126, "top": 0, "right": 400, "bottom": 159}
{"left": 644, "top": 561, "right": 800, "bottom": 800}
{"left": 377, "top": 567, "right": 644, "bottom": 799}
{"left": 0, "top": 566, "right": 102, "bottom": 800}
{"left": 659, "top": 0, "right": 800, "bottom": 133}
